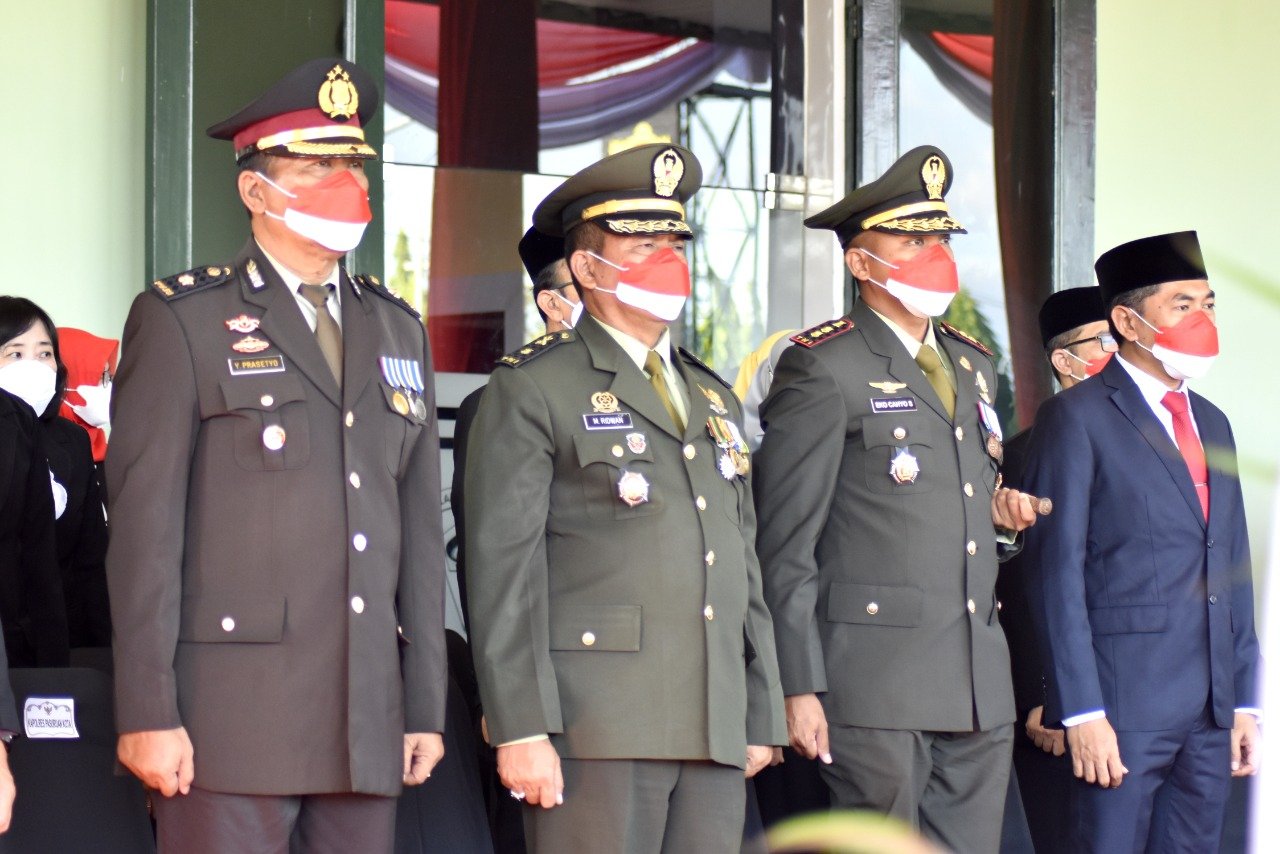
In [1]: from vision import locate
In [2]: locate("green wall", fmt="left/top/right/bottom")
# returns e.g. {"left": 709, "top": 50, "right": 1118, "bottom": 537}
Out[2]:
{"left": 1, "top": 1, "right": 147, "bottom": 342}
{"left": 1096, "top": 2, "right": 1280, "bottom": 576}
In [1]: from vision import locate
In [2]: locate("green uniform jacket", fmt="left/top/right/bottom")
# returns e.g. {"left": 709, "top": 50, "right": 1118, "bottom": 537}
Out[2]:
{"left": 754, "top": 300, "right": 1015, "bottom": 732}
{"left": 465, "top": 314, "right": 786, "bottom": 767}
{"left": 106, "top": 240, "right": 447, "bottom": 796}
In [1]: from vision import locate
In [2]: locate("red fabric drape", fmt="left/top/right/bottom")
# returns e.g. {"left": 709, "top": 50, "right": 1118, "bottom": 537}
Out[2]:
{"left": 386, "top": 1, "right": 681, "bottom": 87}
{"left": 931, "top": 33, "right": 994, "bottom": 81}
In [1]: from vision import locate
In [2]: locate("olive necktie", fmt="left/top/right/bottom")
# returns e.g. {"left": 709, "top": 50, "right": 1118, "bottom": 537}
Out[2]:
{"left": 299, "top": 284, "right": 343, "bottom": 387}
{"left": 644, "top": 349, "right": 684, "bottom": 433}
{"left": 916, "top": 343, "right": 955, "bottom": 420}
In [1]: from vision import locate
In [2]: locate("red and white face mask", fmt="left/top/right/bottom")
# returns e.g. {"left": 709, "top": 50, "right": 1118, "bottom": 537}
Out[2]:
{"left": 1063, "top": 349, "right": 1113, "bottom": 380}
{"left": 257, "top": 169, "right": 372, "bottom": 253}
{"left": 587, "top": 248, "right": 691, "bottom": 322}
{"left": 1130, "top": 308, "right": 1219, "bottom": 380}
{"left": 861, "top": 243, "right": 960, "bottom": 318}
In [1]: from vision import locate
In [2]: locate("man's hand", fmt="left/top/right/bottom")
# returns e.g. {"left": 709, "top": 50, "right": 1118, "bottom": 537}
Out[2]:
{"left": 745, "top": 745, "right": 773, "bottom": 778}
{"left": 992, "top": 487, "right": 1038, "bottom": 533}
{"left": 1066, "top": 718, "right": 1127, "bottom": 788}
{"left": 1025, "top": 706, "right": 1065, "bottom": 756}
{"left": 497, "top": 740, "right": 563, "bottom": 809}
{"left": 403, "top": 733, "right": 444, "bottom": 785}
{"left": 0, "top": 743, "right": 14, "bottom": 834}
{"left": 118, "top": 727, "right": 195, "bottom": 797}
{"left": 785, "top": 694, "right": 832, "bottom": 764}
{"left": 1231, "top": 712, "right": 1261, "bottom": 777}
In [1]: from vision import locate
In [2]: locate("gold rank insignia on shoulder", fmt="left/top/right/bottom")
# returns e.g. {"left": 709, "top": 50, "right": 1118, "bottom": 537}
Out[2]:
{"left": 150, "top": 265, "right": 234, "bottom": 301}
{"left": 790, "top": 317, "right": 854, "bottom": 349}
{"left": 939, "top": 322, "right": 994, "bottom": 357}
{"left": 318, "top": 64, "right": 358, "bottom": 120}
{"left": 869, "top": 380, "right": 907, "bottom": 393}
{"left": 496, "top": 330, "right": 574, "bottom": 368}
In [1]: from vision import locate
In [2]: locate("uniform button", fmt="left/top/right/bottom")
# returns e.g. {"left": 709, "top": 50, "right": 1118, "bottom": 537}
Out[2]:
{"left": 705, "top": 550, "right": 716, "bottom": 566}
{"left": 964, "top": 482, "right": 974, "bottom": 497}
{"left": 612, "top": 445, "right": 624, "bottom": 458}
{"left": 349, "top": 472, "right": 361, "bottom": 489}
{"left": 967, "top": 599, "right": 977, "bottom": 614}
{"left": 893, "top": 427, "right": 906, "bottom": 440}
{"left": 351, "top": 596, "right": 365, "bottom": 614}
{"left": 696, "top": 496, "right": 707, "bottom": 511}
{"left": 684, "top": 444, "right": 696, "bottom": 460}
{"left": 353, "top": 533, "right": 368, "bottom": 552}
{"left": 262, "top": 425, "right": 286, "bottom": 451}
{"left": 966, "top": 540, "right": 977, "bottom": 555}
{"left": 955, "top": 426, "right": 965, "bottom": 441}
{"left": 997, "top": 600, "right": 1003, "bottom": 611}
{"left": 703, "top": 605, "right": 715, "bottom": 621}
{"left": 1209, "top": 594, "right": 1218, "bottom": 605}
{"left": 260, "top": 394, "right": 274, "bottom": 407}
{"left": 1207, "top": 539, "right": 1215, "bottom": 548}
{"left": 581, "top": 631, "right": 596, "bottom": 647}
{"left": 866, "top": 602, "right": 879, "bottom": 616}
{"left": 345, "top": 411, "right": 355, "bottom": 427}
{"left": 221, "top": 616, "right": 235, "bottom": 632}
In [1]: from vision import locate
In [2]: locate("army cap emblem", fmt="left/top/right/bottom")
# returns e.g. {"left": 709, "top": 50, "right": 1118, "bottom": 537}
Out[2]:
{"left": 652, "top": 148, "right": 685, "bottom": 198}
{"left": 921, "top": 155, "right": 946, "bottom": 200}
{"left": 318, "top": 64, "right": 359, "bottom": 120}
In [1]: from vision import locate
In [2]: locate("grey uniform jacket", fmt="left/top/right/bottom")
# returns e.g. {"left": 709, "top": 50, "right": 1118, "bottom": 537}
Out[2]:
{"left": 754, "top": 300, "right": 1014, "bottom": 732}
{"left": 106, "top": 240, "right": 447, "bottom": 796}
{"left": 464, "top": 314, "right": 786, "bottom": 767}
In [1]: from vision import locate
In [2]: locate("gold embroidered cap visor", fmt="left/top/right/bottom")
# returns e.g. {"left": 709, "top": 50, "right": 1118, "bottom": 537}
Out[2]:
{"left": 805, "top": 144, "right": 967, "bottom": 246}
{"left": 532, "top": 143, "right": 703, "bottom": 238}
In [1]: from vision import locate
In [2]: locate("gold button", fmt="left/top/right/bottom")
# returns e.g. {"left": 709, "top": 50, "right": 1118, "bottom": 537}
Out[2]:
{"left": 866, "top": 602, "right": 879, "bottom": 616}
{"left": 349, "top": 472, "right": 361, "bottom": 489}
{"left": 696, "top": 496, "right": 707, "bottom": 511}
{"left": 893, "top": 427, "right": 906, "bottom": 440}
{"left": 612, "top": 445, "right": 624, "bottom": 458}
{"left": 345, "top": 411, "right": 355, "bottom": 427}
{"left": 581, "top": 631, "right": 596, "bottom": 647}
{"left": 220, "top": 616, "right": 235, "bottom": 632}
{"left": 684, "top": 444, "right": 696, "bottom": 460}
{"left": 966, "top": 540, "right": 977, "bottom": 555}
{"left": 260, "top": 394, "right": 274, "bottom": 407}
{"left": 351, "top": 596, "right": 365, "bottom": 614}
{"left": 705, "top": 550, "right": 716, "bottom": 566}
{"left": 963, "top": 482, "right": 974, "bottom": 497}
{"left": 955, "top": 426, "right": 965, "bottom": 441}
{"left": 703, "top": 605, "right": 715, "bottom": 621}
{"left": 967, "top": 599, "right": 977, "bottom": 614}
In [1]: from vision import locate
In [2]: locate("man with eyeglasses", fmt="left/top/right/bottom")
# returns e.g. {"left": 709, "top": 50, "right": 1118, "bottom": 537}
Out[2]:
{"left": 1022, "top": 232, "right": 1260, "bottom": 852}
{"left": 995, "top": 286, "right": 1110, "bottom": 854}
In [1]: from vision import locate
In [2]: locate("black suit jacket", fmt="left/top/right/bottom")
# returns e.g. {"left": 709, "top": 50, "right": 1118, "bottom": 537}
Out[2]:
{"left": 994, "top": 428, "right": 1044, "bottom": 715}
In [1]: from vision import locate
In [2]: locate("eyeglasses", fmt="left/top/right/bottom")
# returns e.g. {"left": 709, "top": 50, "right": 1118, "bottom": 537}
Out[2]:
{"left": 1062, "top": 331, "right": 1118, "bottom": 353}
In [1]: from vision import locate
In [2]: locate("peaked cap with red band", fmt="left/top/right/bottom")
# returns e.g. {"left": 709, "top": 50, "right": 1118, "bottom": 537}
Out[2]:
{"left": 207, "top": 57, "right": 380, "bottom": 163}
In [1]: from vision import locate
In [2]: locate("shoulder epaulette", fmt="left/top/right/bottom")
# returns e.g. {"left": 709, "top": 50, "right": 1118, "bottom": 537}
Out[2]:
{"left": 677, "top": 346, "right": 732, "bottom": 390}
{"left": 939, "top": 322, "right": 994, "bottom": 357}
{"left": 498, "top": 331, "right": 576, "bottom": 367}
{"left": 150, "top": 265, "right": 234, "bottom": 300}
{"left": 790, "top": 317, "right": 854, "bottom": 349}
{"left": 353, "top": 274, "right": 421, "bottom": 319}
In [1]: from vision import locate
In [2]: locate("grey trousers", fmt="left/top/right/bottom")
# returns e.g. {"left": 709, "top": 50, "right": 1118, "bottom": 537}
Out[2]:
{"left": 523, "top": 758, "right": 745, "bottom": 854}
{"left": 821, "top": 723, "right": 1014, "bottom": 854}
{"left": 151, "top": 786, "right": 397, "bottom": 854}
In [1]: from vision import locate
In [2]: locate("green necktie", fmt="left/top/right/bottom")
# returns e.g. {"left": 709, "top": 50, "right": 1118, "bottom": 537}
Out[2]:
{"left": 299, "top": 284, "right": 343, "bottom": 387}
{"left": 916, "top": 343, "right": 955, "bottom": 420}
{"left": 644, "top": 349, "right": 684, "bottom": 433}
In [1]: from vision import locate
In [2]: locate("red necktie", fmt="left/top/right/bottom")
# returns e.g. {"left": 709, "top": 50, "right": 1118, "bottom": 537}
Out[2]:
{"left": 1161, "top": 391, "right": 1209, "bottom": 519}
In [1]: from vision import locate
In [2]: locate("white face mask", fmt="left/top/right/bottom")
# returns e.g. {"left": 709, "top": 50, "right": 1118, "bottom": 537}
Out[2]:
{"left": 255, "top": 171, "right": 370, "bottom": 253}
{"left": 859, "top": 246, "right": 960, "bottom": 319}
{"left": 0, "top": 359, "right": 57, "bottom": 416}
{"left": 1129, "top": 310, "right": 1218, "bottom": 381}
{"left": 549, "top": 289, "right": 584, "bottom": 327}
{"left": 585, "top": 250, "right": 690, "bottom": 322}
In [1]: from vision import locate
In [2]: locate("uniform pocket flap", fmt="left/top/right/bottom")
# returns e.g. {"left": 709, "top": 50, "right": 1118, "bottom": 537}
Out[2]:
{"left": 573, "top": 433, "right": 654, "bottom": 467}
{"left": 549, "top": 605, "right": 642, "bottom": 651}
{"left": 827, "top": 582, "right": 922, "bottom": 627}
{"left": 220, "top": 374, "right": 305, "bottom": 412}
{"left": 861, "top": 413, "right": 932, "bottom": 449}
{"left": 1088, "top": 604, "right": 1168, "bottom": 635}
{"left": 179, "top": 593, "right": 286, "bottom": 643}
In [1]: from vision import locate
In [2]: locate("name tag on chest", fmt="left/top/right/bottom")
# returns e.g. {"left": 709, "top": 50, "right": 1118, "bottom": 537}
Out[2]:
{"left": 870, "top": 396, "right": 917, "bottom": 413}
{"left": 583, "top": 412, "right": 635, "bottom": 430}
{"left": 229, "top": 355, "right": 286, "bottom": 375}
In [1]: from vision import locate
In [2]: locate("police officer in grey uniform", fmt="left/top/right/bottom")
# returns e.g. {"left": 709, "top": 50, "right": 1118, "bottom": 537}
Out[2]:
{"left": 753, "top": 146, "right": 1038, "bottom": 853}
{"left": 464, "top": 144, "right": 786, "bottom": 853}
{"left": 106, "top": 58, "right": 447, "bottom": 853}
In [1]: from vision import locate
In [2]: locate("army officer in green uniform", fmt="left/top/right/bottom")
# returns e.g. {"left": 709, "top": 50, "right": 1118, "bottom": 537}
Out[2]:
{"left": 754, "top": 146, "right": 1039, "bottom": 853}
{"left": 464, "top": 144, "right": 786, "bottom": 853}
